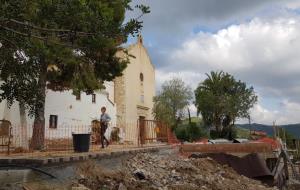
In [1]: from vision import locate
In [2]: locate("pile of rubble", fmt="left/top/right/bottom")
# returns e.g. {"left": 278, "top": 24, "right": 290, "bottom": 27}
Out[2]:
{"left": 75, "top": 153, "right": 278, "bottom": 190}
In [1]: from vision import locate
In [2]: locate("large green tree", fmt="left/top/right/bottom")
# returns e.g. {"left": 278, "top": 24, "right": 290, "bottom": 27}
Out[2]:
{"left": 194, "top": 71, "right": 257, "bottom": 137}
{"left": 153, "top": 78, "right": 192, "bottom": 129}
{"left": 0, "top": 0, "right": 149, "bottom": 149}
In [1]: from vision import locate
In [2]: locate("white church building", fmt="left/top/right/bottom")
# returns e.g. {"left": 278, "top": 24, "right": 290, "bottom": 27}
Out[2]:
{"left": 0, "top": 36, "right": 156, "bottom": 148}
{"left": 0, "top": 81, "right": 116, "bottom": 127}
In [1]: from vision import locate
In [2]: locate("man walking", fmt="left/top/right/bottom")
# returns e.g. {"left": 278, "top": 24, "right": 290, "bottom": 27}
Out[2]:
{"left": 100, "top": 106, "right": 111, "bottom": 148}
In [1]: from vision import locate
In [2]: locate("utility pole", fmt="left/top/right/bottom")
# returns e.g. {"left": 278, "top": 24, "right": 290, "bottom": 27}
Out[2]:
{"left": 248, "top": 115, "right": 252, "bottom": 139}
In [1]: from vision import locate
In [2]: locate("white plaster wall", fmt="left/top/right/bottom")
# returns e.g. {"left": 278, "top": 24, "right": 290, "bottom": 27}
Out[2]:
{"left": 0, "top": 101, "right": 6, "bottom": 121}
{"left": 0, "top": 88, "right": 116, "bottom": 127}
{"left": 44, "top": 89, "right": 116, "bottom": 126}
{"left": 0, "top": 100, "right": 32, "bottom": 148}
{"left": 0, "top": 100, "right": 23, "bottom": 126}
{"left": 0, "top": 83, "right": 116, "bottom": 147}
{"left": 43, "top": 89, "right": 116, "bottom": 138}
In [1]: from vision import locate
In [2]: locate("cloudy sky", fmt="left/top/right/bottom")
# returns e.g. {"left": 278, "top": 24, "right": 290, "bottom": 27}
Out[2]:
{"left": 128, "top": 0, "right": 300, "bottom": 125}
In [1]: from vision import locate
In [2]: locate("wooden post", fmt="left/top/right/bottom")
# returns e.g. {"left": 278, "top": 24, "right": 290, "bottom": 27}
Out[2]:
{"left": 283, "top": 154, "right": 289, "bottom": 180}
{"left": 272, "top": 121, "right": 276, "bottom": 138}
{"left": 297, "top": 140, "right": 300, "bottom": 158}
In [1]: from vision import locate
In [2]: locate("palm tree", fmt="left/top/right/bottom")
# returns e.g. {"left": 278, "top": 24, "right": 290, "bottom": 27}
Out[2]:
{"left": 195, "top": 71, "right": 257, "bottom": 137}
{"left": 195, "top": 71, "right": 226, "bottom": 133}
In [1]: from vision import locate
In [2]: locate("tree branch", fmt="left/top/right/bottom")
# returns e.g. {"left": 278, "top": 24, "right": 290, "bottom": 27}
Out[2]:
{"left": 0, "top": 25, "right": 45, "bottom": 40}
{"left": 7, "top": 19, "right": 95, "bottom": 36}
{"left": 0, "top": 36, "right": 19, "bottom": 48}
{"left": 0, "top": 26, "right": 85, "bottom": 48}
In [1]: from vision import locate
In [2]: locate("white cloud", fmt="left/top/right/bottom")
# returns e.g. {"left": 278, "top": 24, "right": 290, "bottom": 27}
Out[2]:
{"left": 139, "top": 0, "right": 300, "bottom": 124}
{"left": 171, "top": 17, "right": 300, "bottom": 75}
{"left": 248, "top": 103, "right": 279, "bottom": 125}
{"left": 248, "top": 100, "right": 300, "bottom": 125}
{"left": 286, "top": 2, "right": 300, "bottom": 9}
{"left": 155, "top": 70, "right": 206, "bottom": 91}
{"left": 157, "top": 16, "right": 300, "bottom": 124}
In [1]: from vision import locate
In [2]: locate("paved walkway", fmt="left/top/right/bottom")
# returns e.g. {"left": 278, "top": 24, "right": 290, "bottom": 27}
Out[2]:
{"left": 0, "top": 144, "right": 171, "bottom": 167}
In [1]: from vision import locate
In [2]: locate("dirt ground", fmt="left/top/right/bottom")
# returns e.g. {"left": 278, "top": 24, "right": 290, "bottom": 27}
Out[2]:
{"left": 0, "top": 148, "right": 280, "bottom": 190}
{"left": 75, "top": 150, "right": 278, "bottom": 190}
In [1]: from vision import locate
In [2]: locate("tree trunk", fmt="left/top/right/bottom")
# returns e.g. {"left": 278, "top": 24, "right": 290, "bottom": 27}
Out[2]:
{"left": 214, "top": 115, "right": 222, "bottom": 133}
{"left": 187, "top": 108, "right": 191, "bottom": 125}
{"left": 30, "top": 67, "right": 47, "bottom": 150}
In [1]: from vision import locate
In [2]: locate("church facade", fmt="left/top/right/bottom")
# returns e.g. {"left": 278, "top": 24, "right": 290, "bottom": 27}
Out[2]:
{"left": 114, "top": 36, "right": 156, "bottom": 143}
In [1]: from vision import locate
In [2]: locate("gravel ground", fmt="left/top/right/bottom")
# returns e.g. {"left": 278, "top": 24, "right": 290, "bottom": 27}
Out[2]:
{"left": 75, "top": 148, "right": 278, "bottom": 190}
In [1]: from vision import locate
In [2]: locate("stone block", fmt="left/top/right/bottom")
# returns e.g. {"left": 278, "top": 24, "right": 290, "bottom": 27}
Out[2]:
{"left": 0, "top": 159, "right": 11, "bottom": 165}
{"left": 98, "top": 152, "right": 111, "bottom": 159}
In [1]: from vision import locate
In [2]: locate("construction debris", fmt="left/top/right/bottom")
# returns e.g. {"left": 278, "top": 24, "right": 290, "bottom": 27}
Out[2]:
{"left": 76, "top": 153, "right": 278, "bottom": 190}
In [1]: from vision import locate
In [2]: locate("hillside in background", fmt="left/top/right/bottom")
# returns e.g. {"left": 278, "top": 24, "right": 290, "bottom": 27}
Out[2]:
{"left": 236, "top": 123, "right": 300, "bottom": 139}
{"left": 180, "top": 117, "right": 300, "bottom": 139}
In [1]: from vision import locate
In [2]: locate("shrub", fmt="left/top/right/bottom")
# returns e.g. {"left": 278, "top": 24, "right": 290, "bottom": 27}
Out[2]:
{"left": 175, "top": 125, "right": 188, "bottom": 142}
{"left": 187, "top": 122, "right": 202, "bottom": 142}
{"left": 175, "top": 122, "right": 209, "bottom": 142}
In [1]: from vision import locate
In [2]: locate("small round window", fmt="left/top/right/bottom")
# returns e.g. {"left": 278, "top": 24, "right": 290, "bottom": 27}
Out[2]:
{"left": 140, "top": 73, "right": 144, "bottom": 82}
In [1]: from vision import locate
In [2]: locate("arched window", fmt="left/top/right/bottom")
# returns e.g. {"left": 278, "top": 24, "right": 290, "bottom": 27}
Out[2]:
{"left": 140, "top": 73, "right": 144, "bottom": 82}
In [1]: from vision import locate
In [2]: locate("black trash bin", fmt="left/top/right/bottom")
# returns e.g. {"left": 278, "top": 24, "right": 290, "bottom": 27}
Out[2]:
{"left": 72, "top": 133, "right": 91, "bottom": 152}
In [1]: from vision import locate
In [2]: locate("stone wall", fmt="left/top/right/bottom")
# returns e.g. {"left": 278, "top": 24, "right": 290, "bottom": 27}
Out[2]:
{"left": 114, "top": 75, "right": 126, "bottom": 128}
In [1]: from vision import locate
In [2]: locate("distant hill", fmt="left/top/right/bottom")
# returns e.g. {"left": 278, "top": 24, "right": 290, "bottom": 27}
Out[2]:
{"left": 236, "top": 123, "right": 300, "bottom": 139}
{"left": 280, "top": 124, "right": 300, "bottom": 139}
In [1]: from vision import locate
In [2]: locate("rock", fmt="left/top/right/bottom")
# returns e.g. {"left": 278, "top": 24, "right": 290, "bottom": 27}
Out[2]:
{"left": 118, "top": 183, "right": 127, "bottom": 190}
{"left": 79, "top": 174, "right": 85, "bottom": 179}
{"left": 72, "top": 184, "right": 90, "bottom": 190}
{"left": 76, "top": 152, "right": 278, "bottom": 190}
{"left": 133, "top": 169, "right": 146, "bottom": 180}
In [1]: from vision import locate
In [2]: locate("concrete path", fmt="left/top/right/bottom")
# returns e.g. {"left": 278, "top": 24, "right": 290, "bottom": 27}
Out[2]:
{"left": 0, "top": 144, "right": 170, "bottom": 167}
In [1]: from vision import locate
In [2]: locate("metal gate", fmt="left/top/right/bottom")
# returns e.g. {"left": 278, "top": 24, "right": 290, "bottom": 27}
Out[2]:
{"left": 137, "top": 119, "right": 168, "bottom": 146}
